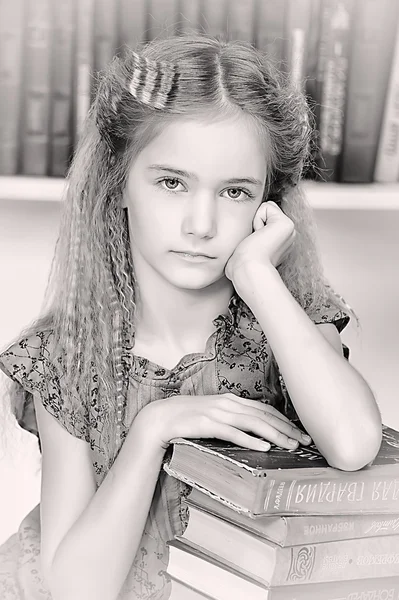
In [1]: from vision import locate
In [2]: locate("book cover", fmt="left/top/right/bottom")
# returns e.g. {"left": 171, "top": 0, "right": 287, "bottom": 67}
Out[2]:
{"left": 177, "top": 0, "right": 202, "bottom": 35}
{"left": 168, "top": 575, "right": 218, "bottom": 599}
{"left": 284, "top": 0, "right": 313, "bottom": 90}
{"left": 0, "top": 0, "right": 25, "bottom": 174}
{"left": 374, "top": 18, "right": 399, "bottom": 182}
{"left": 201, "top": 0, "right": 228, "bottom": 41}
{"left": 340, "top": 0, "right": 399, "bottom": 182}
{"left": 49, "top": 0, "right": 76, "bottom": 177}
{"left": 316, "top": 0, "right": 354, "bottom": 182}
{"left": 74, "top": 0, "right": 95, "bottom": 145}
{"left": 302, "top": 0, "right": 322, "bottom": 180}
{"left": 20, "top": 0, "right": 52, "bottom": 176}
{"left": 147, "top": 0, "right": 178, "bottom": 41}
{"left": 226, "top": 0, "right": 255, "bottom": 43}
{"left": 185, "top": 488, "right": 399, "bottom": 546}
{"left": 167, "top": 539, "right": 399, "bottom": 600}
{"left": 118, "top": 0, "right": 147, "bottom": 51}
{"left": 93, "top": 0, "right": 118, "bottom": 74}
{"left": 177, "top": 511, "right": 399, "bottom": 586}
{"left": 254, "top": 0, "right": 287, "bottom": 66}
{"left": 163, "top": 424, "right": 399, "bottom": 516}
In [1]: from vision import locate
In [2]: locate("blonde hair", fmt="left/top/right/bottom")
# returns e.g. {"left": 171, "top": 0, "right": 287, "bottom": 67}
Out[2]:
{"left": 2, "top": 33, "right": 359, "bottom": 466}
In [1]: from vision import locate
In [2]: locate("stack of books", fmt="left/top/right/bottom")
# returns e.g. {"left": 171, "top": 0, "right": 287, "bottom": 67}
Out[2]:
{"left": 163, "top": 424, "right": 399, "bottom": 600}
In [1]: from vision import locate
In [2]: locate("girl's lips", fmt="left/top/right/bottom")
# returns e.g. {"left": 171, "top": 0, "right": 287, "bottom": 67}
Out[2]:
{"left": 172, "top": 251, "right": 216, "bottom": 261}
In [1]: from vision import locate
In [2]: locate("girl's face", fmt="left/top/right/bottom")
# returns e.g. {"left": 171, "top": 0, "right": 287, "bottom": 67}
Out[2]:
{"left": 123, "top": 114, "right": 268, "bottom": 291}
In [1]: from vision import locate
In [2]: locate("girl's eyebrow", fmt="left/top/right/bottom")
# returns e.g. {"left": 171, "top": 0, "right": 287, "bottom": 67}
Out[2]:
{"left": 147, "top": 164, "right": 263, "bottom": 187}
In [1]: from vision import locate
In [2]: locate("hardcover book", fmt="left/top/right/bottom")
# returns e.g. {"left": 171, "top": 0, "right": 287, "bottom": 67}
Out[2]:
{"left": 163, "top": 424, "right": 399, "bottom": 516}
{"left": 176, "top": 513, "right": 399, "bottom": 586}
{"left": 167, "top": 540, "right": 399, "bottom": 600}
{"left": 340, "top": 0, "right": 399, "bottom": 182}
{"left": 0, "top": 0, "right": 24, "bottom": 174}
{"left": 185, "top": 487, "right": 399, "bottom": 546}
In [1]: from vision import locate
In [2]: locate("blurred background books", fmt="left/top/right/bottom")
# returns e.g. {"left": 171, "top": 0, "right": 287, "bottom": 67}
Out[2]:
{"left": 1, "top": 0, "right": 399, "bottom": 185}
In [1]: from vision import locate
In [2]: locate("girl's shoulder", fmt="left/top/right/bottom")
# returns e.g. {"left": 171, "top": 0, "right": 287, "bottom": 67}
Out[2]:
{"left": 0, "top": 328, "right": 90, "bottom": 443}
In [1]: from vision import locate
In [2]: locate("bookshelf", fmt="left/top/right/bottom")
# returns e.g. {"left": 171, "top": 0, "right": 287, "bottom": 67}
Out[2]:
{"left": 0, "top": 176, "right": 398, "bottom": 210}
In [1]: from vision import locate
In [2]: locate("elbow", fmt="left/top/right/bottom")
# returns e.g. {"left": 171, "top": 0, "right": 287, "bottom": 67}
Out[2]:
{"left": 327, "top": 425, "right": 383, "bottom": 472}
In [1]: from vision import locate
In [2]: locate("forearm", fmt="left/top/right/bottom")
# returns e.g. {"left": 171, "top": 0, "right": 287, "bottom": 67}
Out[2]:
{"left": 48, "top": 421, "right": 166, "bottom": 600}
{"left": 238, "top": 264, "right": 382, "bottom": 471}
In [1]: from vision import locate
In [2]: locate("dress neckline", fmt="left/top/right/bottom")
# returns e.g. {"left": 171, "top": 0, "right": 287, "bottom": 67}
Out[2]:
{"left": 128, "top": 291, "right": 244, "bottom": 377}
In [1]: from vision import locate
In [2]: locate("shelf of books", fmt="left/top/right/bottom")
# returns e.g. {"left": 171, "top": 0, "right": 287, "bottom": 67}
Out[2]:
{"left": 1, "top": 0, "right": 399, "bottom": 188}
{"left": 0, "top": 176, "right": 398, "bottom": 210}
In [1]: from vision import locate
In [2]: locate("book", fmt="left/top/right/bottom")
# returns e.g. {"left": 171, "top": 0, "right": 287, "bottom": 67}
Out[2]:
{"left": 74, "top": 0, "right": 95, "bottom": 145}
{"left": 202, "top": 0, "right": 228, "bottom": 41}
{"left": 374, "top": 17, "right": 399, "bottom": 182}
{"left": 340, "top": 0, "right": 399, "bottom": 182}
{"left": 185, "top": 487, "right": 399, "bottom": 546}
{"left": 0, "top": 0, "right": 25, "bottom": 174}
{"left": 93, "top": 0, "right": 118, "bottom": 74}
{"left": 284, "top": 0, "right": 313, "bottom": 90}
{"left": 49, "top": 0, "right": 76, "bottom": 177}
{"left": 118, "top": 0, "right": 147, "bottom": 51}
{"left": 177, "top": 0, "right": 202, "bottom": 35}
{"left": 147, "top": 0, "right": 178, "bottom": 41}
{"left": 176, "top": 513, "right": 399, "bottom": 586}
{"left": 316, "top": 0, "right": 354, "bottom": 182}
{"left": 254, "top": 0, "right": 287, "bottom": 67}
{"left": 167, "top": 539, "right": 399, "bottom": 600}
{"left": 169, "top": 575, "right": 217, "bottom": 599}
{"left": 163, "top": 424, "right": 399, "bottom": 516}
{"left": 226, "top": 0, "right": 255, "bottom": 43}
{"left": 20, "top": 0, "right": 52, "bottom": 175}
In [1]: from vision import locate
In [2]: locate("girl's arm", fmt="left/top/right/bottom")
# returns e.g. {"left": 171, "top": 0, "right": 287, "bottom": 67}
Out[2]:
{"left": 35, "top": 395, "right": 166, "bottom": 600}
{"left": 36, "top": 385, "right": 313, "bottom": 600}
{"left": 234, "top": 262, "right": 382, "bottom": 472}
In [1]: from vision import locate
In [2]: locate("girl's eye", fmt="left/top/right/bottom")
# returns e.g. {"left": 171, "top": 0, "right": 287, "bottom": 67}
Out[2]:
{"left": 156, "top": 178, "right": 255, "bottom": 201}
{"left": 157, "top": 177, "right": 184, "bottom": 192}
{"left": 224, "top": 188, "right": 255, "bottom": 202}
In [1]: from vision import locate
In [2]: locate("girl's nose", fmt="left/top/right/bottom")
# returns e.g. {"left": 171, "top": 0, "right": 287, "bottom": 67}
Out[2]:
{"left": 181, "top": 193, "right": 217, "bottom": 239}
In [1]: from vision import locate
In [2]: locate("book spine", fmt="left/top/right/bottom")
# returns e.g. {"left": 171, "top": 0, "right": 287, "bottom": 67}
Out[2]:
{"left": 74, "top": 0, "right": 95, "bottom": 145}
{"left": 341, "top": 0, "right": 399, "bottom": 182}
{"left": 118, "top": 0, "right": 147, "bottom": 51}
{"left": 94, "top": 0, "right": 118, "bottom": 75}
{"left": 286, "top": 513, "right": 399, "bottom": 546}
{"left": 177, "top": 0, "right": 202, "bottom": 35}
{"left": 21, "top": 0, "right": 53, "bottom": 176}
{"left": 302, "top": 0, "right": 322, "bottom": 180}
{"left": 254, "top": 0, "right": 287, "bottom": 65}
{"left": 374, "top": 21, "right": 399, "bottom": 182}
{"left": 147, "top": 0, "right": 178, "bottom": 41}
{"left": 273, "top": 534, "right": 399, "bottom": 586}
{"left": 49, "top": 0, "right": 76, "bottom": 177}
{"left": 226, "top": 0, "right": 255, "bottom": 43}
{"left": 0, "top": 0, "right": 25, "bottom": 174}
{"left": 284, "top": 0, "right": 313, "bottom": 90}
{"left": 202, "top": 0, "right": 228, "bottom": 41}
{"left": 317, "top": 0, "right": 353, "bottom": 182}
{"left": 257, "top": 474, "right": 399, "bottom": 515}
{"left": 268, "top": 577, "right": 399, "bottom": 600}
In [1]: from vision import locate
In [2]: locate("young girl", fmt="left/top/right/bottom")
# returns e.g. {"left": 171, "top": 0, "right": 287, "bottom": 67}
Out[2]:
{"left": 0, "top": 33, "right": 382, "bottom": 600}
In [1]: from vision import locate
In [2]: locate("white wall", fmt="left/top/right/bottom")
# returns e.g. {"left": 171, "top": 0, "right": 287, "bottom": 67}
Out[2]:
{"left": 0, "top": 199, "right": 398, "bottom": 546}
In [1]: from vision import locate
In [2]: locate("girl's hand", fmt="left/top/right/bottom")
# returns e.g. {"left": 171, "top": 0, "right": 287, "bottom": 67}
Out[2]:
{"left": 134, "top": 393, "right": 312, "bottom": 452}
{"left": 225, "top": 201, "right": 296, "bottom": 286}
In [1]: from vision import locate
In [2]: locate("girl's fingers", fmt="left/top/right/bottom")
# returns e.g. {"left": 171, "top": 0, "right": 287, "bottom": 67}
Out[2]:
{"left": 219, "top": 411, "right": 302, "bottom": 450}
{"left": 211, "top": 424, "right": 271, "bottom": 452}
{"left": 226, "top": 398, "right": 312, "bottom": 444}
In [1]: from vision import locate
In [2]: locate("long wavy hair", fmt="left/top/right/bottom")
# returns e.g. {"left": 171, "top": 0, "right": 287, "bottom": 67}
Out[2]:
{"left": 2, "top": 33, "right": 359, "bottom": 466}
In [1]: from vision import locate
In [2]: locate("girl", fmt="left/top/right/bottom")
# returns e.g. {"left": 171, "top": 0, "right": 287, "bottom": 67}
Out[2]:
{"left": 0, "top": 33, "right": 382, "bottom": 600}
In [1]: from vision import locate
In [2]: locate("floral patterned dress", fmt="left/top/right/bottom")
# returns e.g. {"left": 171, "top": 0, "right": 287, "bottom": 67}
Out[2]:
{"left": 0, "top": 290, "right": 351, "bottom": 599}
